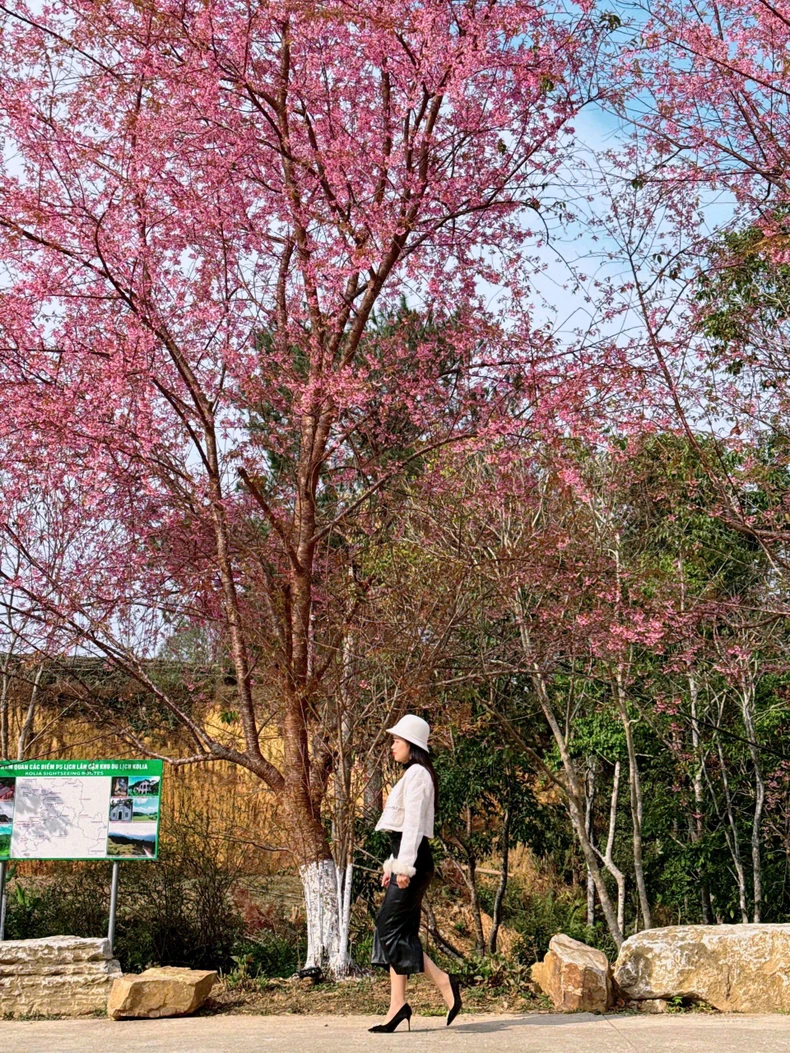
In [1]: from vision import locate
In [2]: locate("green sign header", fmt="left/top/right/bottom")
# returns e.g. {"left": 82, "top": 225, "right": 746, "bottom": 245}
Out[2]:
{"left": 0, "top": 760, "right": 162, "bottom": 778}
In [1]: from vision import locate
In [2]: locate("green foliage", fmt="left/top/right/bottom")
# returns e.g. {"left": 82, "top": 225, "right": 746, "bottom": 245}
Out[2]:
{"left": 506, "top": 885, "right": 617, "bottom": 965}
{"left": 4, "top": 863, "right": 109, "bottom": 944}
{"left": 564, "top": 710, "right": 626, "bottom": 764}
{"left": 621, "top": 432, "right": 765, "bottom": 600}
{"left": 696, "top": 220, "right": 790, "bottom": 357}
{"left": 435, "top": 713, "right": 543, "bottom": 859}
{"left": 229, "top": 934, "right": 300, "bottom": 980}
{"left": 113, "top": 825, "right": 245, "bottom": 973}
{"left": 352, "top": 826, "right": 395, "bottom": 918}
{"left": 456, "top": 951, "right": 536, "bottom": 1000}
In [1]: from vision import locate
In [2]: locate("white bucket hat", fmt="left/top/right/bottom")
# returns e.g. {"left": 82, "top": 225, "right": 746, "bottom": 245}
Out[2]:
{"left": 386, "top": 714, "right": 431, "bottom": 753}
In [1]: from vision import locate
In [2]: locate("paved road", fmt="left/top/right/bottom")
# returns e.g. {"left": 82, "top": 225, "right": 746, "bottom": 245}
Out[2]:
{"left": 4, "top": 1013, "right": 790, "bottom": 1052}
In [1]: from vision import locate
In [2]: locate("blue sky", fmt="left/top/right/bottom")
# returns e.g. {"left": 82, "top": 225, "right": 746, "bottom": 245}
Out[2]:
{"left": 133, "top": 797, "right": 159, "bottom": 815}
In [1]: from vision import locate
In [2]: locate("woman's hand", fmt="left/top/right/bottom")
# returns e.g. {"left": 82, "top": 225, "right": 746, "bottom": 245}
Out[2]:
{"left": 381, "top": 871, "right": 391, "bottom": 888}
{"left": 396, "top": 874, "right": 411, "bottom": 889}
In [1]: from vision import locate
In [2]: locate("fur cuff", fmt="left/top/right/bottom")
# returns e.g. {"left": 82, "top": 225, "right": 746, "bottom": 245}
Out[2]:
{"left": 383, "top": 856, "right": 417, "bottom": 878}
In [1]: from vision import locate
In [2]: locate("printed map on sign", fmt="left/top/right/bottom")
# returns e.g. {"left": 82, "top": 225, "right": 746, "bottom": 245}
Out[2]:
{"left": 0, "top": 760, "right": 162, "bottom": 861}
{"left": 11, "top": 777, "right": 110, "bottom": 859}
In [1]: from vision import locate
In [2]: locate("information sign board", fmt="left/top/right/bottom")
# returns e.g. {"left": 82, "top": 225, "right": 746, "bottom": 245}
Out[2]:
{"left": 0, "top": 760, "right": 162, "bottom": 861}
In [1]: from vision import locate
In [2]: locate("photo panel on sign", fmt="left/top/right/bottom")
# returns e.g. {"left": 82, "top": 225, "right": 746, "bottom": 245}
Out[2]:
{"left": 107, "top": 820, "right": 157, "bottom": 858}
{"left": 0, "top": 793, "right": 13, "bottom": 823}
{"left": 129, "top": 776, "right": 159, "bottom": 797}
{"left": 131, "top": 796, "right": 160, "bottom": 822}
{"left": 109, "top": 797, "right": 134, "bottom": 822}
{"left": 0, "top": 778, "right": 15, "bottom": 843}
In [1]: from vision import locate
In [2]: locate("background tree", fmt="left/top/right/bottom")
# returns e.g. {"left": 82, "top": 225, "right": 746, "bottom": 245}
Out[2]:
{"left": 434, "top": 710, "right": 538, "bottom": 956}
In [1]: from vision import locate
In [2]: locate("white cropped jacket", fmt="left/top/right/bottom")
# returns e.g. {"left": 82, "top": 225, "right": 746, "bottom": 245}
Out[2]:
{"left": 375, "top": 763, "right": 435, "bottom": 877}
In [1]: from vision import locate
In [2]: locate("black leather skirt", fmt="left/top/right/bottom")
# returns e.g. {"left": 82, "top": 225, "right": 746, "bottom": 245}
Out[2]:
{"left": 371, "top": 832, "right": 434, "bottom": 975}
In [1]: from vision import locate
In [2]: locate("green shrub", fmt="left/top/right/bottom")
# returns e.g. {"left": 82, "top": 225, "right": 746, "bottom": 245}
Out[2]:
{"left": 351, "top": 929, "right": 374, "bottom": 967}
{"left": 113, "top": 814, "right": 246, "bottom": 972}
{"left": 231, "top": 933, "right": 300, "bottom": 979}
{"left": 4, "top": 862, "right": 109, "bottom": 944}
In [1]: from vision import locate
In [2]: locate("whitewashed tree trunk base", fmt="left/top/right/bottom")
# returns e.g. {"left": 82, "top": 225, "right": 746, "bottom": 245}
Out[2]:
{"left": 299, "top": 859, "right": 361, "bottom": 979}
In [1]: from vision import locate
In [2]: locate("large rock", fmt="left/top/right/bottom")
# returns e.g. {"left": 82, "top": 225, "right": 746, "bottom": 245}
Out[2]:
{"left": 614, "top": 924, "right": 790, "bottom": 1012}
{"left": 108, "top": 966, "right": 217, "bottom": 1019}
{"left": 0, "top": 936, "right": 121, "bottom": 1018}
{"left": 531, "top": 933, "right": 612, "bottom": 1012}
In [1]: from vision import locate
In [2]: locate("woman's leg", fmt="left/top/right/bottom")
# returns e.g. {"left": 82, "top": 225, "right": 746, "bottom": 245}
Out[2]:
{"left": 422, "top": 951, "right": 454, "bottom": 1009}
{"left": 388, "top": 967, "right": 408, "bottom": 1019}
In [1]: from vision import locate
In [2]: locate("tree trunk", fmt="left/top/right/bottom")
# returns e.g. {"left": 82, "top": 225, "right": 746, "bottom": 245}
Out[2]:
{"left": 489, "top": 805, "right": 510, "bottom": 954}
{"left": 585, "top": 757, "right": 597, "bottom": 927}
{"left": 594, "top": 759, "right": 627, "bottom": 933}
{"left": 516, "top": 669, "right": 627, "bottom": 951}
{"left": 614, "top": 669, "right": 652, "bottom": 930}
{"left": 282, "top": 694, "right": 343, "bottom": 972}
{"left": 739, "top": 680, "right": 764, "bottom": 922}
{"left": 467, "top": 853, "right": 486, "bottom": 956}
{"left": 0, "top": 650, "right": 11, "bottom": 761}
{"left": 423, "top": 899, "right": 466, "bottom": 962}
{"left": 17, "top": 663, "right": 43, "bottom": 760}
{"left": 516, "top": 628, "right": 624, "bottom": 948}
{"left": 442, "top": 817, "right": 487, "bottom": 957}
{"left": 710, "top": 710, "right": 749, "bottom": 923}
{"left": 363, "top": 765, "right": 383, "bottom": 823}
{"left": 538, "top": 698, "right": 623, "bottom": 944}
{"left": 333, "top": 861, "right": 355, "bottom": 978}
{"left": 299, "top": 858, "right": 343, "bottom": 972}
{"left": 460, "top": 803, "right": 487, "bottom": 956}
{"left": 688, "top": 673, "right": 711, "bottom": 923}
{"left": 334, "top": 605, "right": 355, "bottom": 854}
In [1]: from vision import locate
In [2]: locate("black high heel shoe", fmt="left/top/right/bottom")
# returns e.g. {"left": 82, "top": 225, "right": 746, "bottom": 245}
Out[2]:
{"left": 369, "top": 1002, "right": 412, "bottom": 1033}
{"left": 446, "top": 974, "right": 463, "bottom": 1026}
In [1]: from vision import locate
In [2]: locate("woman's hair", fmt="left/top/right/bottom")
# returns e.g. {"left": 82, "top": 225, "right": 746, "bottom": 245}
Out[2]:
{"left": 406, "top": 743, "right": 439, "bottom": 811}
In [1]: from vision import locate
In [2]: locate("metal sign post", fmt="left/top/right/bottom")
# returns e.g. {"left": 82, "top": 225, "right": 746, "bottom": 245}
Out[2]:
{"left": 107, "top": 861, "right": 120, "bottom": 954}
{"left": 0, "top": 859, "right": 7, "bottom": 942}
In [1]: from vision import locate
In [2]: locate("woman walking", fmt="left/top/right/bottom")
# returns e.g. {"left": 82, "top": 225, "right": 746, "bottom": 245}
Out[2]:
{"left": 369, "top": 714, "right": 462, "bottom": 1033}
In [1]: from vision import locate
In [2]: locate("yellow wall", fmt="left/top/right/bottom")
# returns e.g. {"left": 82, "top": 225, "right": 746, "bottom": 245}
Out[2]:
{"left": 2, "top": 695, "right": 288, "bottom": 874}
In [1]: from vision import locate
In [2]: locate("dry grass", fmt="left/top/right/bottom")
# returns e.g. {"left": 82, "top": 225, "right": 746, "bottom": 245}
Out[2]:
{"left": 205, "top": 971, "right": 545, "bottom": 1017}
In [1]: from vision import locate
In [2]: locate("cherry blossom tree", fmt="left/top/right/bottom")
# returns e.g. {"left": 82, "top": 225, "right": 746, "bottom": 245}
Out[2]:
{"left": 390, "top": 438, "right": 676, "bottom": 946}
{"left": 0, "top": 0, "right": 605, "bottom": 970}
{"left": 599, "top": 0, "right": 790, "bottom": 569}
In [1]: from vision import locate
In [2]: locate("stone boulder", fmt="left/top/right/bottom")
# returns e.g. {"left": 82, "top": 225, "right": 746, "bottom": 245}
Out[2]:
{"left": 108, "top": 966, "right": 217, "bottom": 1019}
{"left": 614, "top": 924, "right": 790, "bottom": 1012}
{"left": 0, "top": 935, "right": 121, "bottom": 1018}
{"left": 531, "top": 933, "right": 612, "bottom": 1012}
